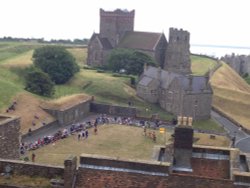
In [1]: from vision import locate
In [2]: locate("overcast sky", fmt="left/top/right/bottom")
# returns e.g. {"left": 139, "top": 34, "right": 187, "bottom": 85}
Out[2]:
{"left": 1, "top": 0, "right": 250, "bottom": 55}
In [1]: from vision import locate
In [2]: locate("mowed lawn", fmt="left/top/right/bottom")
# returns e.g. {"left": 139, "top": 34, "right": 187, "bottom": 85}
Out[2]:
{"left": 27, "top": 124, "right": 230, "bottom": 166}
{"left": 28, "top": 125, "right": 167, "bottom": 166}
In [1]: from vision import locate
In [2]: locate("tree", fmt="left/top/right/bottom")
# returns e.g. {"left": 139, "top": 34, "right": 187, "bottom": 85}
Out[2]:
{"left": 107, "top": 48, "right": 156, "bottom": 75}
{"left": 33, "top": 46, "right": 79, "bottom": 84}
{"left": 25, "top": 68, "right": 54, "bottom": 97}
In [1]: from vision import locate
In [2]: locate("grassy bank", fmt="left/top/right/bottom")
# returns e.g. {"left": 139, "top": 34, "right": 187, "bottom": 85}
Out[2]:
{"left": 211, "top": 63, "right": 250, "bottom": 129}
{"left": 0, "top": 41, "right": 230, "bottom": 131}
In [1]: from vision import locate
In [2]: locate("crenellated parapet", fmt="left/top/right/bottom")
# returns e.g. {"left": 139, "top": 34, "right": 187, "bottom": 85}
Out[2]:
{"left": 169, "top": 28, "right": 190, "bottom": 44}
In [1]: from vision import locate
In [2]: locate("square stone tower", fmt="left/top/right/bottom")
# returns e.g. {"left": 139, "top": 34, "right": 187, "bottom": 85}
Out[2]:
{"left": 164, "top": 28, "right": 191, "bottom": 75}
{"left": 99, "top": 8, "right": 135, "bottom": 47}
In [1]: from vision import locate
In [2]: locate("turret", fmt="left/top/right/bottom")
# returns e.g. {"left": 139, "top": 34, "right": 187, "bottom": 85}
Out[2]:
{"left": 164, "top": 28, "right": 191, "bottom": 75}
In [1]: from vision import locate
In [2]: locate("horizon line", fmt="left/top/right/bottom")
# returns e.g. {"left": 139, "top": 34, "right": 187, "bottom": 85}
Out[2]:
{"left": 191, "top": 44, "right": 250, "bottom": 50}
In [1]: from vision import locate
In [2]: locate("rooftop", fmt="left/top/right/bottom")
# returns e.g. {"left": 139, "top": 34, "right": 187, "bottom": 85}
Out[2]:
{"left": 118, "top": 31, "right": 164, "bottom": 51}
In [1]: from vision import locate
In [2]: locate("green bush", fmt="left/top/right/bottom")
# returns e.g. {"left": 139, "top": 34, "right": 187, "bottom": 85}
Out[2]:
{"left": 83, "top": 65, "right": 96, "bottom": 70}
{"left": 33, "top": 46, "right": 79, "bottom": 84}
{"left": 25, "top": 67, "right": 54, "bottom": 97}
{"left": 107, "top": 48, "right": 156, "bottom": 75}
{"left": 96, "top": 69, "right": 105, "bottom": 73}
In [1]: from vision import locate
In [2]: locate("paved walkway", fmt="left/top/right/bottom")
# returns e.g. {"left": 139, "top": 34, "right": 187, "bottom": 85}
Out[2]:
{"left": 211, "top": 110, "right": 250, "bottom": 153}
{"left": 22, "top": 114, "right": 99, "bottom": 143}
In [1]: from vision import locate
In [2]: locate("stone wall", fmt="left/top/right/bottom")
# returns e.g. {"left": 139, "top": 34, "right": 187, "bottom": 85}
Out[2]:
{"left": 182, "top": 92, "right": 212, "bottom": 120}
{"left": 76, "top": 154, "right": 240, "bottom": 188}
{"left": 0, "top": 158, "right": 64, "bottom": 179}
{"left": 43, "top": 98, "right": 92, "bottom": 126}
{"left": 87, "top": 35, "right": 105, "bottom": 66}
{"left": 0, "top": 185, "right": 25, "bottom": 188}
{"left": 100, "top": 8, "right": 135, "bottom": 47}
{"left": 221, "top": 54, "right": 250, "bottom": 75}
{"left": 76, "top": 169, "right": 244, "bottom": 188}
{"left": 0, "top": 115, "right": 20, "bottom": 160}
{"left": 155, "top": 34, "right": 167, "bottom": 68}
{"left": 191, "top": 158, "right": 230, "bottom": 179}
{"left": 164, "top": 28, "right": 191, "bottom": 75}
{"left": 64, "top": 155, "right": 77, "bottom": 188}
{"left": 90, "top": 102, "right": 137, "bottom": 117}
{"left": 22, "top": 120, "right": 59, "bottom": 141}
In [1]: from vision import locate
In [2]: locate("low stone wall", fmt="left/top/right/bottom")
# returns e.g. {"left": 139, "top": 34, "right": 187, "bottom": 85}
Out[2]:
{"left": 76, "top": 154, "right": 247, "bottom": 188}
{"left": 90, "top": 102, "right": 137, "bottom": 117}
{"left": 22, "top": 120, "right": 59, "bottom": 140}
{"left": 43, "top": 98, "right": 92, "bottom": 126}
{"left": 80, "top": 154, "right": 170, "bottom": 174}
{"left": 0, "top": 185, "right": 25, "bottom": 188}
{"left": 0, "top": 158, "right": 64, "bottom": 179}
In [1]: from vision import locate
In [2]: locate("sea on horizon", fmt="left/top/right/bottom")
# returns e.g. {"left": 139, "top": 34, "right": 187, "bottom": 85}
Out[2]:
{"left": 190, "top": 45, "right": 250, "bottom": 58}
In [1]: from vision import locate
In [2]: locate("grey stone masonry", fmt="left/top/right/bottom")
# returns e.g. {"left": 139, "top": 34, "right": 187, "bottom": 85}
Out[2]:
{"left": 164, "top": 28, "right": 191, "bottom": 75}
{"left": 64, "top": 155, "right": 77, "bottom": 188}
{"left": 0, "top": 114, "right": 20, "bottom": 160}
{"left": 221, "top": 53, "right": 250, "bottom": 75}
{"left": 100, "top": 8, "right": 135, "bottom": 47}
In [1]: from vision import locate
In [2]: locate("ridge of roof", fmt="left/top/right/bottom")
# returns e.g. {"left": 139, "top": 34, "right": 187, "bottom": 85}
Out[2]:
{"left": 118, "top": 31, "right": 165, "bottom": 51}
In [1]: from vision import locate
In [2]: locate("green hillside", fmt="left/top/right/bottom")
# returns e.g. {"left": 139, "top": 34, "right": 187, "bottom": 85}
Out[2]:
{"left": 211, "top": 63, "right": 250, "bottom": 129}
{"left": 0, "top": 42, "right": 227, "bottom": 132}
{"left": 191, "top": 55, "right": 218, "bottom": 75}
{"left": 0, "top": 42, "right": 172, "bottom": 121}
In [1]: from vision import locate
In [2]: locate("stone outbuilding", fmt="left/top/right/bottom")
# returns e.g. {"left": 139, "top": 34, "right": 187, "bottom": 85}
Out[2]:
{"left": 137, "top": 66, "right": 212, "bottom": 120}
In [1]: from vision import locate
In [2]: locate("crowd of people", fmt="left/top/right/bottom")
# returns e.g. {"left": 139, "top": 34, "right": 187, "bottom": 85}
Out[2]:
{"left": 20, "top": 114, "right": 163, "bottom": 156}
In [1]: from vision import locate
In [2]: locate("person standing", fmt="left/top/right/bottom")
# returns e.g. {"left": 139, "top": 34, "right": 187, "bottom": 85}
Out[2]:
{"left": 94, "top": 127, "right": 97, "bottom": 135}
{"left": 86, "top": 129, "right": 89, "bottom": 139}
{"left": 152, "top": 132, "right": 156, "bottom": 142}
{"left": 32, "top": 152, "right": 36, "bottom": 162}
{"left": 81, "top": 130, "right": 85, "bottom": 140}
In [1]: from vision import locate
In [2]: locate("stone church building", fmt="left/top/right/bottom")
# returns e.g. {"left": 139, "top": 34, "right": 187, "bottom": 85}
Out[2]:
{"left": 87, "top": 8, "right": 167, "bottom": 67}
{"left": 137, "top": 28, "right": 212, "bottom": 120}
{"left": 87, "top": 8, "right": 213, "bottom": 120}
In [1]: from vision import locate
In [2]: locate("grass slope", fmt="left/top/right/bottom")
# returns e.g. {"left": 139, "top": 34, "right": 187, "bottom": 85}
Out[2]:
{"left": 191, "top": 55, "right": 218, "bottom": 75}
{"left": 67, "top": 47, "right": 87, "bottom": 67}
{"left": 211, "top": 63, "right": 250, "bottom": 129}
{"left": 0, "top": 42, "right": 225, "bottom": 132}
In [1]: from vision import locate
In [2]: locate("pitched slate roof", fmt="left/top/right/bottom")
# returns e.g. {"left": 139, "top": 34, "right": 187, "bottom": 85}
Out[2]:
{"left": 89, "top": 33, "right": 113, "bottom": 50}
{"left": 139, "top": 66, "right": 210, "bottom": 93}
{"left": 179, "top": 76, "right": 210, "bottom": 93}
{"left": 138, "top": 76, "right": 153, "bottom": 86}
{"left": 141, "top": 66, "right": 178, "bottom": 89}
{"left": 118, "top": 31, "right": 164, "bottom": 51}
{"left": 98, "top": 37, "right": 113, "bottom": 50}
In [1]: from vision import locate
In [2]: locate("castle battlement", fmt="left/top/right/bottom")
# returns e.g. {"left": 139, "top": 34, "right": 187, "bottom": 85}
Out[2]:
{"left": 100, "top": 8, "right": 135, "bottom": 18}
{"left": 169, "top": 27, "right": 190, "bottom": 43}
